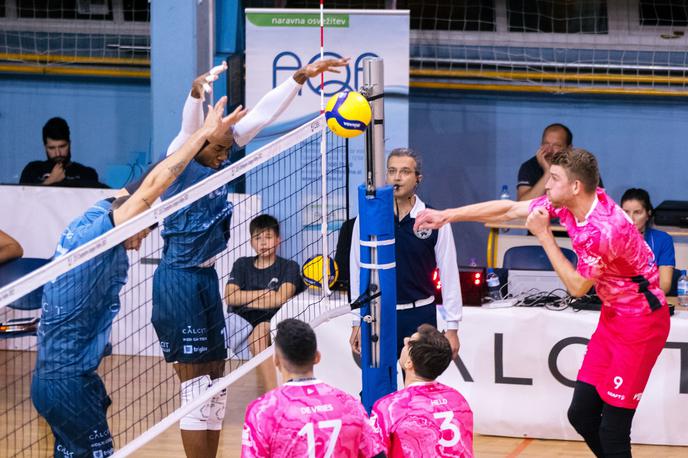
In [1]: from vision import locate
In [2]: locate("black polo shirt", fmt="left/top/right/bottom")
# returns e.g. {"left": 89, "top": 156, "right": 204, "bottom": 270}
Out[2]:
{"left": 19, "top": 160, "right": 101, "bottom": 188}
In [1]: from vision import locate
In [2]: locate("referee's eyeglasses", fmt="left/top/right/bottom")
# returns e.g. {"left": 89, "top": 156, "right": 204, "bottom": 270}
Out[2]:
{"left": 386, "top": 167, "right": 416, "bottom": 178}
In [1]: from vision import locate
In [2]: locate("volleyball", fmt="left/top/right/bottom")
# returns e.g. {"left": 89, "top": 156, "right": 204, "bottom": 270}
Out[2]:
{"left": 324, "top": 91, "right": 372, "bottom": 138}
{"left": 302, "top": 255, "right": 339, "bottom": 289}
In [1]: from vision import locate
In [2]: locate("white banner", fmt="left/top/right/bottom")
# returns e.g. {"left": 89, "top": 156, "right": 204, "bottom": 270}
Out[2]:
{"left": 245, "top": 8, "right": 409, "bottom": 125}
{"left": 276, "top": 302, "right": 688, "bottom": 446}
{"left": 245, "top": 8, "right": 410, "bottom": 217}
{"left": 0, "top": 185, "right": 117, "bottom": 259}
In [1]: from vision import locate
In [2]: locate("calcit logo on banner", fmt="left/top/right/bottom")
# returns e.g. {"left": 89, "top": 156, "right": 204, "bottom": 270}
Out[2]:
{"left": 273, "top": 51, "right": 379, "bottom": 95}
{"left": 453, "top": 334, "right": 688, "bottom": 395}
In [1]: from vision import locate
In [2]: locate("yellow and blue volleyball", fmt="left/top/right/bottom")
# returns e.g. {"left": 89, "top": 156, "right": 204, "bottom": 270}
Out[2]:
{"left": 324, "top": 91, "right": 372, "bottom": 138}
{"left": 302, "top": 255, "right": 339, "bottom": 289}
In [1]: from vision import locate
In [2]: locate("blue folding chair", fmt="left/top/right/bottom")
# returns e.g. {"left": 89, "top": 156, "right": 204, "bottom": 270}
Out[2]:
{"left": 502, "top": 245, "right": 577, "bottom": 271}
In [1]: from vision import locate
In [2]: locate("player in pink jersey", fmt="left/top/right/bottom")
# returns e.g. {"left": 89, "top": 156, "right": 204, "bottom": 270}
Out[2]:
{"left": 371, "top": 324, "right": 473, "bottom": 457}
{"left": 242, "top": 318, "right": 386, "bottom": 458}
{"left": 413, "top": 148, "right": 670, "bottom": 457}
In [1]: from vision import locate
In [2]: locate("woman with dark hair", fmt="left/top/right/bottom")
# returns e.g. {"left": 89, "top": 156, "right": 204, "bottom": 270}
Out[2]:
{"left": 621, "top": 188, "right": 675, "bottom": 294}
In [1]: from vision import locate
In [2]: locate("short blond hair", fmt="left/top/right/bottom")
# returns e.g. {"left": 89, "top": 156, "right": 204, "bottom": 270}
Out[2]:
{"left": 550, "top": 148, "right": 599, "bottom": 193}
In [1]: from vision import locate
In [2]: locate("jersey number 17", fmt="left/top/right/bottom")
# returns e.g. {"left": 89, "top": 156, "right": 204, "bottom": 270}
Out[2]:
{"left": 297, "top": 419, "right": 342, "bottom": 458}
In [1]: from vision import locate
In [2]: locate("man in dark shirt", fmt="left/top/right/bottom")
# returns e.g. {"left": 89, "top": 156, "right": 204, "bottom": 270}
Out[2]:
{"left": 517, "top": 123, "right": 573, "bottom": 201}
{"left": 518, "top": 123, "right": 603, "bottom": 202}
{"left": 19, "top": 117, "right": 101, "bottom": 187}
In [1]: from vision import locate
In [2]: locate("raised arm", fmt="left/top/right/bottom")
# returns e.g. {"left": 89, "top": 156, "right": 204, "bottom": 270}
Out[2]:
{"left": 414, "top": 199, "right": 532, "bottom": 231}
{"left": 233, "top": 58, "right": 349, "bottom": 147}
{"left": 113, "top": 97, "right": 247, "bottom": 225}
{"left": 166, "top": 63, "right": 228, "bottom": 155}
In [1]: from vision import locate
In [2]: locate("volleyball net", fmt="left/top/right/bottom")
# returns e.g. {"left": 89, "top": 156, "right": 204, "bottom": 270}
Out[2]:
{"left": 0, "top": 115, "right": 351, "bottom": 457}
{"left": 404, "top": 0, "right": 688, "bottom": 95}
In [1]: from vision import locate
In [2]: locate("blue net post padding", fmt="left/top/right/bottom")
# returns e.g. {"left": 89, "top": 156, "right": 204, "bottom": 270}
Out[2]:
{"left": 358, "top": 184, "right": 397, "bottom": 413}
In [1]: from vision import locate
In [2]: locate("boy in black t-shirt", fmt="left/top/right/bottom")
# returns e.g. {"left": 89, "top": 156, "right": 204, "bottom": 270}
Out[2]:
{"left": 225, "top": 214, "right": 303, "bottom": 390}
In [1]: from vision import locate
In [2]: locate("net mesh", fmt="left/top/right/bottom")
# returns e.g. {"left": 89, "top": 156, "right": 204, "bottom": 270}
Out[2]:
{"left": 0, "top": 0, "right": 150, "bottom": 77}
{"left": 0, "top": 116, "right": 349, "bottom": 457}
{"left": 243, "top": 0, "right": 688, "bottom": 95}
{"left": 407, "top": 0, "right": 688, "bottom": 95}
{"left": 5, "top": 1, "right": 688, "bottom": 91}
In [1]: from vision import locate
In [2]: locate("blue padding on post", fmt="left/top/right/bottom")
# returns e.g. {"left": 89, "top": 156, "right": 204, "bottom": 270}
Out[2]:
{"left": 358, "top": 184, "right": 397, "bottom": 413}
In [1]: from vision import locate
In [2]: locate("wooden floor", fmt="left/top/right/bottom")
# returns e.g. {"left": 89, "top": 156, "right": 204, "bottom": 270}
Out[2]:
{"left": 2, "top": 351, "right": 686, "bottom": 457}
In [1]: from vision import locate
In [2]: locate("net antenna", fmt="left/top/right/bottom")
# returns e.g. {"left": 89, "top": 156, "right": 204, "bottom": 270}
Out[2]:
{"left": 319, "top": 0, "right": 330, "bottom": 297}
{"left": 358, "top": 57, "right": 398, "bottom": 412}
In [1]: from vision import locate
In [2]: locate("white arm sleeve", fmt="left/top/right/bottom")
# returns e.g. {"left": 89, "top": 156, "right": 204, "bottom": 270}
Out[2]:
{"left": 233, "top": 77, "right": 303, "bottom": 147}
{"left": 436, "top": 224, "right": 462, "bottom": 329}
{"left": 350, "top": 217, "right": 362, "bottom": 326}
{"left": 166, "top": 93, "right": 204, "bottom": 157}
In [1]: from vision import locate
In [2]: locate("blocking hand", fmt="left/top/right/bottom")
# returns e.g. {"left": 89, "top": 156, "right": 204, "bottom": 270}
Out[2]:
{"left": 191, "top": 62, "right": 228, "bottom": 100}
{"left": 203, "top": 96, "right": 248, "bottom": 138}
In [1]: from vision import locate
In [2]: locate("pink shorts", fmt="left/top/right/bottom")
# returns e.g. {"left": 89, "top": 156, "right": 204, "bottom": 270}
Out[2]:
{"left": 577, "top": 305, "right": 670, "bottom": 409}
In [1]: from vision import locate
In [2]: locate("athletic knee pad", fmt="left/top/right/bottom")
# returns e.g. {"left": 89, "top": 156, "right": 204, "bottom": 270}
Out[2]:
{"left": 206, "top": 379, "right": 228, "bottom": 431}
{"left": 179, "top": 375, "right": 212, "bottom": 431}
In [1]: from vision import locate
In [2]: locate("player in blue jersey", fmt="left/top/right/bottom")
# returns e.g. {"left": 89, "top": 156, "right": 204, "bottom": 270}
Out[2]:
{"left": 30, "top": 97, "right": 245, "bottom": 458}
{"left": 150, "top": 58, "right": 348, "bottom": 458}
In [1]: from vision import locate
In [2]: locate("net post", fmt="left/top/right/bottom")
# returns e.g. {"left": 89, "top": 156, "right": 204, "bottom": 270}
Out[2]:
{"left": 362, "top": 58, "right": 386, "bottom": 192}
{"left": 359, "top": 57, "right": 397, "bottom": 413}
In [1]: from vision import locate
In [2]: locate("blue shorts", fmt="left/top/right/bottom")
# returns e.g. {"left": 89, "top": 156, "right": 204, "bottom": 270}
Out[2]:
{"left": 152, "top": 264, "right": 227, "bottom": 363}
{"left": 31, "top": 372, "right": 113, "bottom": 458}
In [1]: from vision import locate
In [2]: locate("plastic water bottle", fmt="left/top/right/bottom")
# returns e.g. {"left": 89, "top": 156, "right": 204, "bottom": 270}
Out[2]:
{"left": 486, "top": 268, "right": 502, "bottom": 301}
{"left": 499, "top": 185, "right": 511, "bottom": 232}
{"left": 678, "top": 270, "right": 688, "bottom": 306}
{"left": 499, "top": 185, "right": 511, "bottom": 200}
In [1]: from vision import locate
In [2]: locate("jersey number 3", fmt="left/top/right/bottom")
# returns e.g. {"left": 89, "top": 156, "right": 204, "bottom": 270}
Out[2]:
{"left": 433, "top": 411, "right": 461, "bottom": 448}
{"left": 298, "top": 419, "right": 342, "bottom": 458}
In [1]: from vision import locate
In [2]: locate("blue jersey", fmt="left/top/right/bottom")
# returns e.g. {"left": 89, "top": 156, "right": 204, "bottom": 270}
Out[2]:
{"left": 160, "top": 157, "right": 234, "bottom": 267}
{"left": 645, "top": 227, "right": 675, "bottom": 267}
{"left": 35, "top": 199, "right": 129, "bottom": 378}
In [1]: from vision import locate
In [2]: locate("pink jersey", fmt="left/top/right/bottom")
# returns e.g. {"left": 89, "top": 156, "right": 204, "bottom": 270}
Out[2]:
{"left": 370, "top": 381, "right": 473, "bottom": 458}
{"left": 530, "top": 189, "right": 666, "bottom": 315}
{"left": 242, "top": 379, "right": 384, "bottom": 458}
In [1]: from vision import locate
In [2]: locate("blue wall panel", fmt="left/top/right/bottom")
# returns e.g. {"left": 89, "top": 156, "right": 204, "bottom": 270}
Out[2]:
{"left": 410, "top": 89, "right": 688, "bottom": 265}
{"left": 1, "top": 72, "right": 686, "bottom": 266}
{"left": 0, "top": 76, "right": 150, "bottom": 185}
